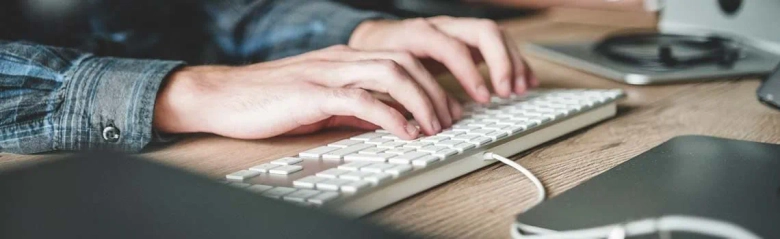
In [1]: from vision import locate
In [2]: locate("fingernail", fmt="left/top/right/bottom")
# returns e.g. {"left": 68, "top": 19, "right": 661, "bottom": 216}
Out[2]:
{"left": 431, "top": 120, "right": 441, "bottom": 132}
{"left": 405, "top": 123, "right": 419, "bottom": 136}
{"left": 476, "top": 85, "right": 490, "bottom": 101}
{"left": 501, "top": 77, "right": 511, "bottom": 96}
{"left": 515, "top": 77, "right": 527, "bottom": 93}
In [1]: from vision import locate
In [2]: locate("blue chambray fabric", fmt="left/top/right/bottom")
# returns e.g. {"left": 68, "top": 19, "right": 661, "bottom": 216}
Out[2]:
{"left": 0, "top": 0, "right": 391, "bottom": 154}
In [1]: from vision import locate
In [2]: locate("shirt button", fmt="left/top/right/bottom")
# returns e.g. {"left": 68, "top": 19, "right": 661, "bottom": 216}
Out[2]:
{"left": 102, "top": 125, "right": 121, "bottom": 143}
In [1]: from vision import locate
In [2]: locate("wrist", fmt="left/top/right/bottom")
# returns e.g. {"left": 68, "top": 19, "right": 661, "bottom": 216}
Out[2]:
{"left": 153, "top": 66, "right": 217, "bottom": 134}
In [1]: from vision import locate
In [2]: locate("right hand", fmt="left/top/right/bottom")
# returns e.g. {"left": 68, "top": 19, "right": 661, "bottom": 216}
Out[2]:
{"left": 153, "top": 45, "right": 463, "bottom": 140}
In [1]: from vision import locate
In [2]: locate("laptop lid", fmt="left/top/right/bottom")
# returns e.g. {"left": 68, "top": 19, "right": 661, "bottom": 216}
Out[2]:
{"left": 0, "top": 153, "right": 410, "bottom": 239}
{"left": 515, "top": 135, "right": 780, "bottom": 238}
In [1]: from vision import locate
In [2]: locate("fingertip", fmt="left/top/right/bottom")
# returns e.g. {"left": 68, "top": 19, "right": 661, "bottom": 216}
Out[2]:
{"left": 514, "top": 77, "right": 527, "bottom": 94}
{"left": 474, "top": 84, "right": 491, "bottom": 103}
{"left": 449, "top": 99, "right": 463, "bottom": 121}
{"left": 404, "top": 122, "right": 420, "bottom": 139}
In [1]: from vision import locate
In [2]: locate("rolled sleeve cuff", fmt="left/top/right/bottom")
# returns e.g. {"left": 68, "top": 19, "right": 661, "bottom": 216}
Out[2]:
{"left": 59, "top": 57, "right": 184, "bottom": 152}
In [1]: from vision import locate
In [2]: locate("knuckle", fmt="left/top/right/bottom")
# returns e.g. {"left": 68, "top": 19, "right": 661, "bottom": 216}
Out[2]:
{"left": 479, "top": 19, "right": 501, "bottom": 32}
{"left": 391, "top": 52, "right": 417, "bottom": 66}
{"left": 373, "top": 59, "right": 406, "bottom": 77}
{"left": 406, "top": 18, "right": 432, "bottom": 29}
{"left": 350, "top": 89, "right": 375, "bottom": 104}
{"left": 328, "top": 44, "right": 351, "bottom": 51}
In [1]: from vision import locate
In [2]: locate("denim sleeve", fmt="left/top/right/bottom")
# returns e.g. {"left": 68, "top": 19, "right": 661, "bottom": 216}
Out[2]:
{"left": 0, "top": 41, "right": 183, "bottom": 154}
{"left": 205, "top": 0, "right": 396, "bottom": 62}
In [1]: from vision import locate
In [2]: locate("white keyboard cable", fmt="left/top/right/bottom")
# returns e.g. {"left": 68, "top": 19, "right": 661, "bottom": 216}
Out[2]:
{"left": 482, "top": 152, "right": 546, "bottom": 206}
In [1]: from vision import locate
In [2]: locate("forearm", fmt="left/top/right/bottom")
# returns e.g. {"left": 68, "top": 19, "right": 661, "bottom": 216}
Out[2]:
{"left": 0, "top": 41, "right": 183, "bottom": 154}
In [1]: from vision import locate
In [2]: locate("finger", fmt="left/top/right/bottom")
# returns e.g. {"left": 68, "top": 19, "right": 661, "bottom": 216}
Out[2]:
{"left": 503, "top": 33, "right": 538, "bottom": 92}
{"left": 319, "top": 88, "right": 420, "bottom": 139}
{"left": 430, "top": 18, "right": 514, "bottom": 98}
{"left": 405, "top": 19, "right": 491, "bottom": 103}
{"left": 314, "top": 50, "right": 453, "bottom": 128}
{"left": 448, "top": 95, "right": 464, "bottom": 121}
{"left": 284, "top": 116, "right": 380, "bottom": 136}
{"left": 253, "top": 45, "right": 354, "bottom": 69}
{"left": 304, "top": 60, "right": 442, "bottom": 135}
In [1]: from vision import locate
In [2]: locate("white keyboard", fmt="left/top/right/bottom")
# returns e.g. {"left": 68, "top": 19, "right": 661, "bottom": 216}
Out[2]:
{"left": 223, "top": 89, "right": 625, "bottom": 217}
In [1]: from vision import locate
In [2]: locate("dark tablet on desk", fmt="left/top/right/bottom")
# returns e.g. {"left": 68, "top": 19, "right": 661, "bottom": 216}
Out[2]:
{"left": 0, "top": 153, "right": 409, "bottom": 239}
{"left": 515, "top": 135, "right": 780, "bottom": 238}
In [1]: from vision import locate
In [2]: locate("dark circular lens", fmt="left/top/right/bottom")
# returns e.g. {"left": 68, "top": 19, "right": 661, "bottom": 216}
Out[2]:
{"left": 718, "top": 0, "right": 743, "bottom": 15}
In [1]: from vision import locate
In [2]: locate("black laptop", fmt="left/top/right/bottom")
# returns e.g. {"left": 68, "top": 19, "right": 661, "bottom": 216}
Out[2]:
{"left": 515, "top": 135, "right": 780, "bottom": 238}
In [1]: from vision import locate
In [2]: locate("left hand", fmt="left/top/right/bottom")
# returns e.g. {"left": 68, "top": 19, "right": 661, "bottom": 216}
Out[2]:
{"left": 349, "top": 16, "right": 538, "bottom": 104}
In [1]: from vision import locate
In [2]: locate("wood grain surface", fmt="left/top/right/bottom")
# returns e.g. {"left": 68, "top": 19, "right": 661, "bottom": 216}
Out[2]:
{"left": 2, "top": 11, "right": 779, "bottom": 239}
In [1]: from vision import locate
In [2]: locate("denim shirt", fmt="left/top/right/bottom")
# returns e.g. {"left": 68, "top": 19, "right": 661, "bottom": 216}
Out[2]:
{"left": 0, "top": 0, "right": 391, "bottom": 154}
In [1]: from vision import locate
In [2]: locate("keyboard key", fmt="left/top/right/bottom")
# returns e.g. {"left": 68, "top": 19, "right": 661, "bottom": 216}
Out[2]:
{"left": 308, "top": 191, "right": 340, "bottom": 205}
{"left": 385, "top": 147, "right": 416, "bottom": 155}
{"left": 226, "top": 170, "right": 261, "bottom": 181}
{"left": 227, "top": 182, "right": 251, "bottom": 188}
{"left": 363, "top": 173, "right": 392, "bottom": 185}
{"left": 484, "top": 124, "right": 511, "bottom": 131}
{"left": 388, "top": 151, "right": 430, "bottom": 164}
{"left": 485, "top": 131, "right": 509, "bottom": 140}
{"left": 420, "top": 136, "right": 450, "bottom": 143}
{"left": 316, "top": 168, "right": 351, "bottom": 178}
{"left": 436, "top": 140, "right": 465, "bottom": 147}
{"left": 433, "top": 148, "right": 459, "bottom": 159}
{"left": 365, "top": 138, "right": 393, "bottom": 145}
{"left": 377, "top": 141, "right": 406, "bottom": 149}
{"left": 403, "top": 141, "right": 432, "bottom": 149}
{"left": 269, "top": 165, "right": 303, "bottom": 175}
{"left": 270, "top": 157, "right": 303, "bottom": 165}
{"left": 299, "top": 146, "right": 340, "bottom": 159}
{"left": 452, "top": 126, "right": 481, "bottom": 132}
{"left": 470, "top": 136, "right": 493, "bottom": 146}
{"left": 385, "top": 164, "right": 413, "bottom": 177}
{"left": 344, "top": 153, "right": 396, "bottom": 162}
{"left": 328, "top": 139, "right": 363, "bottom": 148}
{"left": 469, "top": 129, "right": 496, "bottom": 136}
{"left": 293, "top": 176, "right": 328, "bottom": 189}
{"left": 246, "top": 184, "right": 274, "bottom": 193}
{"left": 361, "top": 163, "right": 397, "bottom": 173}
{"left": 316, "top": 178, "right": 352, "bottom": 191}
{"left": 358, "top": 147, "right": 387, "bottom": 154}
{"left": 453, "top": 134, "right": 480, "bottom": 141}
{"left": 504, "top": 125, "right": 527, "bottom": 134}
{"left": 341, "top": 180, "right": 372, "bottom": 193}
{"left": 322, "top": 144, "right": 374, "bottom": 160}
{"left": 339, "top": 171, "right": 374, "bottom": 181}
{"left": 283, "top": 189, "right": 321, "bottom": 202}
{"left": 261, "top": 187, "right": 297, "bottom": 199}
{"left": 418, "top": 145, "right": 449, "bottom": 153}
{"left": 412, "top": 155, "right": 440, "bottom": 167}
{"left": 438, "top": 130, "right": 466, "bottom": 137}
{"left": 338, "top": 161, "right": 372, "bottom": 171}
{"left": 352, "top": 132, "right": 389, "bottom": 141}
{"left": 248, "top": 163, "right": 279, "bottom": 173}
{"left": 452, "top": 142, "right": 477, "bottom": 152}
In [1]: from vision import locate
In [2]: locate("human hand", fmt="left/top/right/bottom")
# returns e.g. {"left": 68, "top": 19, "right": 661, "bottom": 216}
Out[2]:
{"left": 349, "top": 16, "right": 538, "bottom": 104}
{"left": 153, "top": 45, "right": 462, "bottom": 140}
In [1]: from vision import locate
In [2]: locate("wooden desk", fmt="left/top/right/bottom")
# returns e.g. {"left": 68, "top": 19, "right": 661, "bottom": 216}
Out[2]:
{"left": 2, "top": 11, "right": 779, "bottom": 239}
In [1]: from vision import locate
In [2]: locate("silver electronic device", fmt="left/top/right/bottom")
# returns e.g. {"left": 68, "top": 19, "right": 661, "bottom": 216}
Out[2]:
{"left": 222, "top": 89, "right": 624, "bottom": 217}
{"left": 525, "top": 0, "right": 780, "bottom": 85}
